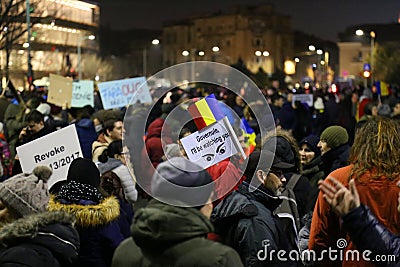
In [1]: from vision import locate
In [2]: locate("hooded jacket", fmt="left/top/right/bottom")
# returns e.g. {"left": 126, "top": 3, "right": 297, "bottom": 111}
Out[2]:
{"left": 211, "top": 182, "right": 296, "bottom": 267}
{"left": 0, "top": 211, "right": 79, "bottom": 267}
{"left": 98, "top": 158, "right": 136, "bottom": 238}
{"left": 112, "top": 199, "right": 243, "bottom": 267}
{"left": 73, "top": 118, "right": 98, "bottom": 159}
{"left": 98, "top": 158, "right": 138, "bottom": 203}
{"left": 48, "top": 195, "right": 124, "bottom": 267}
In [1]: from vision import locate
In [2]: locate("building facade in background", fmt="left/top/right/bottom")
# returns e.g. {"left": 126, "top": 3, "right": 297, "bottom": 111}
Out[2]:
{"left": 2, "top": 0, "right": 99, "bottom": 89}
{"left": 162, "top": 4, "right": 294, "bottom": 76}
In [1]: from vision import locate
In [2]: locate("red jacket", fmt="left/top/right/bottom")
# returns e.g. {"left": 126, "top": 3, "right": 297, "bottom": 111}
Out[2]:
{"left": 207, "top": 158, "right": 244, "bottom": 205}
{"left": 309, "top": 165, "right": 400, "bottom": 266}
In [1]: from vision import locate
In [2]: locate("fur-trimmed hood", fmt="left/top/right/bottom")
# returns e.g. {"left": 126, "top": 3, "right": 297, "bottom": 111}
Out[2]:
{"left": 0, "top": 211, "right": 79, "bottom": 264}
{"left": 48, "top": 195, "right": 120, "bottom": 228}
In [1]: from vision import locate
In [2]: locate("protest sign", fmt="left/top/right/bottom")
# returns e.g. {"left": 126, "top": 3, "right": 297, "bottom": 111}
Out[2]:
{"left": 71, "top": 80, "right": 94, "bottom": 107}
{"left": 16, "top": 124, "right": 83, "bottom": 188}
{"left": 180, "top": 117, "right": 246, "bottom": 169}
{"left": 98, "top": 76, "right": 152, "bottom": 109}
{"left": 47, "top": 74, "right": 73, "bottom": 107}
{"left": 292, "top": 94, "right": 313, "bottom": 107}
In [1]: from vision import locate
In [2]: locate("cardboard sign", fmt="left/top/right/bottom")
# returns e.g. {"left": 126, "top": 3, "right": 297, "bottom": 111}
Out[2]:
{"left": 16, "top": 124, "right": 83, "bottom": 188}
{"left": 292, "top": 94, "right": 313, "bottom": 107}
{"left": 47, "top": 74, "right": 73, "bottom": 107}
{"left": 98, "top": 76, "right": 152, "bottom": 109}
{"left": 71, "top": 80, "right": 94, "bottom": 107}
{"left": 180, "top": 117, "right": 246, "bottom": 169}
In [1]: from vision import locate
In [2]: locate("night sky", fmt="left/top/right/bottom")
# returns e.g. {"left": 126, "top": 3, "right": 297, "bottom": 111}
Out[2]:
{"left": 96, "top": 0, "right": 400, "bottom": 41}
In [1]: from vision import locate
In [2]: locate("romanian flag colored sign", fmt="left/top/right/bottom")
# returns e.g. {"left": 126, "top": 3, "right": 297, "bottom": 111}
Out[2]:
{"left": 188, "top": 94, "right": 225, "bottom": 130}
{"left": 375, "top": 81, "right": 389, "bottom": 97}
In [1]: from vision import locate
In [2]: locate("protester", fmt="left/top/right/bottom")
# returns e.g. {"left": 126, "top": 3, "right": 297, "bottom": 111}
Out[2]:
{"left": 317, "top": 125, "right": 350, "bottom": 177}
{"left": 98, "top": 140, "right": 137, "bottom": 238}
{"left": 13, "top": 110, "right": 53, "bottom": 175}
{"left": 48, "top": 157, "right": 124, "bottom": 267}
{"left": 92, "top": 118, "right": 123, "bottom": 162}
{"left": 112, "top": 157, "right": 243, "bottom": 267}
{"left": 36, "top": 102, "right": 69, "bottom": 131}
{"left": 211, "top": 150, "right": 297, "bottom": 266}
{"left": 299, "top": 134, "right": 324, "bottom": 192}
{"left": 318, "top": 176, "right": 400, "bottom": 267}
{"left": 0, "top": 166, "right": 80, "bottom": 266}
{"left": 69, "top": 106, "right": 97, "bottom": 159}
{"left": 309, "top": 117, "right": 400, "bottom": 266}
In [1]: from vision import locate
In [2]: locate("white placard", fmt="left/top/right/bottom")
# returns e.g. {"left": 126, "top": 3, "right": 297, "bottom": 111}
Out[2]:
{"left": 98, "top": 77, "right": 152, "bottom": 109}
{"left": 71, "top": 80, "right": 94, "bottom": 107}
{"left": 292, "top": 94, "right": 314, "bottom": 107}
{"left": 180, "top": 117, "right": 246, "bottom": 169}
{"left": 16, "top": 124, "right": 83, "bottom": 188}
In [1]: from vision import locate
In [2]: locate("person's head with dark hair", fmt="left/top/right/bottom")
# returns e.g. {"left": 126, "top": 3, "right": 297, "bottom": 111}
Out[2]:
{"left": 103, "top": 118, "right": 123, "bottom": 141}
{"left": 271, "top": 93, "right": 284, "bottom": 108}
{"left": 364, "top": 101, "right": 378, "bottom": 116}
{"left": 25, "top": 110, "right": 45, "bottom": 134}
{"left": 98, "top": 140, "right": 123, "bottom": 163}
{"left": 25, "top": 96, "right": 41, "bottom": 110}
{"left": 178, "top": 127, "right": 192, "bottom": 141}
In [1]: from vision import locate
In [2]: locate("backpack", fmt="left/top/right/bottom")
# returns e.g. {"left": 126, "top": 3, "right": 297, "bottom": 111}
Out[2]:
{"left": 274, "top": 173, "right": 301, "bottom": 249}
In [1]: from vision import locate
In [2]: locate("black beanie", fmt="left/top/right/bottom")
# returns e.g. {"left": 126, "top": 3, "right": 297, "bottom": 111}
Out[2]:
{"left": 300, "top": 135, "right": 321, "bottom": 156}
{"left": 67, "top": 158, "right": 100, "bottom": 187}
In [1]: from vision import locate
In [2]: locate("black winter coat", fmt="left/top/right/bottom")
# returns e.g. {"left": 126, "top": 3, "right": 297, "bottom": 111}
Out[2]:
{"left": 342, "top": 204, "right": 400, "bottom": 267}
{"left": 0, "top": 211, "right": 79, "bottom": 267}
{"left": 320, "top": 144, "right": 350, "bottom": 177}
{"left": 211, "top": 182, "right": 297, "bottom": 267}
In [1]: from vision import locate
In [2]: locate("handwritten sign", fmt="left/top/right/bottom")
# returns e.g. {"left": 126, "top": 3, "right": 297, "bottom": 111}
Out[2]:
{"left": 16, "top": 125, "right": 83, "bottom": 188}
{"left": 292, "top": 94, "right": 313, "bottom": 107}
{"left": 71, "top": 80, "right": 94, "bottom": 107}
{"left": 47, "top": 74, "right": 73, "bottom": 107}
{"left": 180, "top": 117, "right": 246, "bottom": 169}
{"left": 98, "top": 77, "right": 152, "bottom": 109}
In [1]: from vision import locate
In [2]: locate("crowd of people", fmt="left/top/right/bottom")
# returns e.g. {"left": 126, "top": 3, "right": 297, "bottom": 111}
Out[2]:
{"left": 0, "top": 80, "right": 399, "bottom": 266}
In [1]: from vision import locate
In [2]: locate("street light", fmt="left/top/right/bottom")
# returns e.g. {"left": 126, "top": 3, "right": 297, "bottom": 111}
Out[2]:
{"left": 77, "top": 34, "right": 95, "bottom": 80}
{"left": 356, "top": 29, "right": 376, "bottom": 87}
{"left": 143, "top": 39, "right": 160, "bottom": 77}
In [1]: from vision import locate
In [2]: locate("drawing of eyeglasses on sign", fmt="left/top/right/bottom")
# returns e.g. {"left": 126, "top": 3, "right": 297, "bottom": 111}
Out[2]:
{"left": 201, "top": 142, "right": 226, "bottom": 162}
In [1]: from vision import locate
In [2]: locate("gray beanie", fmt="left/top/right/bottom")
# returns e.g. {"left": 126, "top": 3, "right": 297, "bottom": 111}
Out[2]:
{"left": 151, "top": 157, "right": 213, "bottom": 207}
{"left": 0, "top": 166, "right": 52, "bottom": 216}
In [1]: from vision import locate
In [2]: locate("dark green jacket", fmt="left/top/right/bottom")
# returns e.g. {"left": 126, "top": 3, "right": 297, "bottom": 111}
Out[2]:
{"left": 112, "top": 200, "right": 243, "bottom": 267}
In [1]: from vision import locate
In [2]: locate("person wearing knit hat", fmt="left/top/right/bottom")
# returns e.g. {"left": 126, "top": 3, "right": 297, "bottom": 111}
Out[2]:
{"left": 317, "top": 125, "right": 350, "bottom": 177}
{"left": 299, "top": 135, "right": 321, "bottom": 166}
{"left": 299, "top": 135, "right": 324, "bottom": 207}
{"left": 151, "top": 157, "right": 214, "bottom": 207}
{"left": 318, "top": 126, "right": 349, "bottom": 155}
{"left": 0, "top": 165, "right": 80, "bottom": 266}
{"left": 0, "top": 165, "right": 52, "bottom": 217}
{"left": 112, "top": 156, "right": 243, "bottom": 267}
{"left": 48, "top": 157, "right": 124, "bottom": 266}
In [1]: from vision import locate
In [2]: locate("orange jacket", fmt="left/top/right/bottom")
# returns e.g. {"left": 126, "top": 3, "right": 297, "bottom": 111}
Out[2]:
{"left": 309, "top": 165, "right": 400, "bottom": 267}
